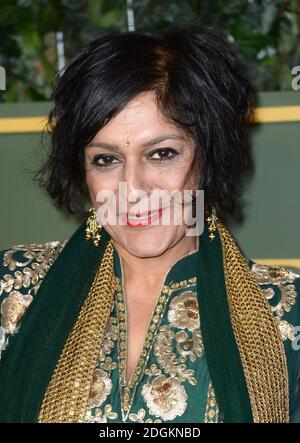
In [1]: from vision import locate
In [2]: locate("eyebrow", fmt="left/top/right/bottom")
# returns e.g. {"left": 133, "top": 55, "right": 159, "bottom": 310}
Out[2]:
{"left": 86, "top": 134, "right": 186, "bottom": 150}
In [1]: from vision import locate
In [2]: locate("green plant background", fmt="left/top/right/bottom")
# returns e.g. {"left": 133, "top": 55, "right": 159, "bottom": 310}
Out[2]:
{"left": 0, "top": 0, "right": 300, "bottom": 102}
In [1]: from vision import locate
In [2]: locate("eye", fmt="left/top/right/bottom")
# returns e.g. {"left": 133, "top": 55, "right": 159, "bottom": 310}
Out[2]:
{"left": 148, "top": 148, "right": 179, "bottom": 162}
{"left": 91, "top": 154, "right": 121, "bottom": 167}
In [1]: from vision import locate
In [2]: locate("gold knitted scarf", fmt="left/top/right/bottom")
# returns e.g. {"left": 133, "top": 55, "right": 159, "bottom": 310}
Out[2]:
{"left": 38, "top": 222, "right": 289, "bottom": 423}
{"left": 217, "top": 222, "right": 289, "bottom": 422}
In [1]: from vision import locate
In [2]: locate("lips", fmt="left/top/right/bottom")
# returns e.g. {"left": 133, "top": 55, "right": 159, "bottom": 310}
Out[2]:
{"left": 126, "top": 208, "right": 164, "bottom": 227}
{"left": 129, "top": 209, "right": 159, "bottom": 218}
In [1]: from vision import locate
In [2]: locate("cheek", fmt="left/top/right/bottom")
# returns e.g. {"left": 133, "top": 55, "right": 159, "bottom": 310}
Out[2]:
{"left": 153, "top": 166, "right": 190, "bottom": 190}
{"left": 86, "top": 176, "right": 107, "bottom": 204}
{"left": 86, "top": 170, "right": 119, "bottom": 199}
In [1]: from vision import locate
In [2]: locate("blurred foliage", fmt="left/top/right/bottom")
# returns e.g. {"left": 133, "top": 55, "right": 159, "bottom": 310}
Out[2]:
{"left": 0, "top": 0, "right": 299, "bottom": 101}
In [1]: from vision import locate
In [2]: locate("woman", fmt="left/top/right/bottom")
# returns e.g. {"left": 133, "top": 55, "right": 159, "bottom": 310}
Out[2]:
{"left": 0, "top": 25, "right": 299, "bottom": 423}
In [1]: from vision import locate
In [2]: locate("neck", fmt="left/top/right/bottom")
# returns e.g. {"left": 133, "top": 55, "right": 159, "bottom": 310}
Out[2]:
{"left": 112, "top": 235, "right": 198, "bottom": 287}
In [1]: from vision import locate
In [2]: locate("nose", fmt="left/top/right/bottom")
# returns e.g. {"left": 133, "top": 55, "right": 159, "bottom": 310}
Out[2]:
{"left": 120, "top": 161, "right": 153, "bottom": 213}
{"left": 122, "top": 161, "right": 148, "bottom": 198}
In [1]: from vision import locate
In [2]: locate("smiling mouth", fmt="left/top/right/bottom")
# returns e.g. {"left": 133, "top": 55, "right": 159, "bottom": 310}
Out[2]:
{"left": 126, "top": 208, "right": 164, "bottom": 227}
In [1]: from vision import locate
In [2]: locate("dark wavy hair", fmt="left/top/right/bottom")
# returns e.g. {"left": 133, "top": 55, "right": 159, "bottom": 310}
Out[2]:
{"left": 33, "top": 23, "right": 255, "bottom": 223}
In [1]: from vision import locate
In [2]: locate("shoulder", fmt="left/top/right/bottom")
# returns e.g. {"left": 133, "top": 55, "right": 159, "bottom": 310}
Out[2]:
{"left": 0, "top": 240, "right": 67, "bottom": 353}
{"left": 249, "top": 260, "right": 300, "bottom": 342}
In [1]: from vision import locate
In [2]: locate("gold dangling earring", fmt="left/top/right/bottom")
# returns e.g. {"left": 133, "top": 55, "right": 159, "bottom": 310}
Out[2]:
{"left": 206, "top": 206, "right": 218, "bottom": 241}
{"left": 85, "top": 206, "right": 102, "bottom": 247}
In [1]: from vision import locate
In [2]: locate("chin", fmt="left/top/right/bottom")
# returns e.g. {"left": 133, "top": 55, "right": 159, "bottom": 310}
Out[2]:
{"left": 106, "top": 222, "right": 189, "bottom": 258}
{"left": 110, "top": 226, "right": 180, "bottom": 258}
{"left": 123, "top": 236, "right": 172, "bottom": 258}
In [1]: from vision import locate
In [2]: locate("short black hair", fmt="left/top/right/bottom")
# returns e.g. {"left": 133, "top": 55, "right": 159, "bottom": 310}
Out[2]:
{"left": 33, "top": 23, "right": 255, "bottom": 222}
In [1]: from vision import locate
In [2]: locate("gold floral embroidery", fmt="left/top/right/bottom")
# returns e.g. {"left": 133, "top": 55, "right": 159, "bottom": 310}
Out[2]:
{"left": 153, "top": 290, "right": 203, "bottom": 392}
{"left": 275, "top": 318, "right": 297, "bottom": 341}
{"left": 87, "top": 369, "right": 113, "bottom": 408}
{"left": 251, "top": 264, "right": 300, "bottom": 287}
{"left": 99, "top": 356, "right": 117, "bottom": 373}
{"left": 154, "top": 324, "right": 202, "bottom": 383}
{"left": 204, "top": 382, "right": 221, "bottom": 423}
{"left": 145, "top": 363, "right": 162, "bottom": 377}
{"left": 128, "top": 408, "right": 162, "bottom": 423}
{"left": 175, "top": 329, "right": 203, "bottom": 364}
{"left": 1, "top": 291, "right": 33, "bottom": 334}
{"left": 0, "top": 241, "right": 67, "bottom": 297}
{"left": 139, "top": 287, "right": 204, "bottom": 421}
{"left": 251, "top": 263, "right": 300, "bottom": 341}
{"left": 168, "top": 290, "right": 200, "bottom": 330}
{"left": 0, "top": 240, "right": 67, "bottom": 357}
{"left": 98, "top": 316, "right": 118, "bottom": 363}
{"left": 251, "top": 263, "right": 299, "bottom": 315}
{"left": 141, "top": 375, "right": 188, "bottom": 421}
{"left": 84, "top": 404, "right": 118, "bottom": 423}
{"left": 84, "top": 309, "right": 118, "bottom": 422}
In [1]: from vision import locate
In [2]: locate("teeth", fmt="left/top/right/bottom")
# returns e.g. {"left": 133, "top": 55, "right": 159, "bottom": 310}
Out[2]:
{"left": 128, "top": 210, "right": 160, "bottom": 220}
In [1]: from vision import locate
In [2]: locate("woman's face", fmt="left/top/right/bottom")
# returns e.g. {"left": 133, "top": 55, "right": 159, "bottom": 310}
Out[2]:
{"left": 84, "top": 90, "right": 197, "bottom": 258}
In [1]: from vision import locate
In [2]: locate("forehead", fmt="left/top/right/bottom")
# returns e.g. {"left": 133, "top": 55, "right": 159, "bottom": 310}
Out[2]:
{"left": 95, "top": 91, "right": 181, "bottom": 139}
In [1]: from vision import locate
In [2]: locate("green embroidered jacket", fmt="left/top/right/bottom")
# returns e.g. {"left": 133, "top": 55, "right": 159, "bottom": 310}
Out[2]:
{"left": 0, "top": 239, "right": 299, "bottom": 423}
